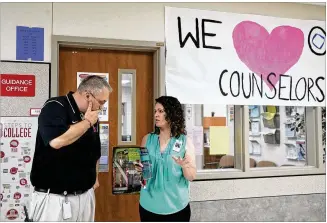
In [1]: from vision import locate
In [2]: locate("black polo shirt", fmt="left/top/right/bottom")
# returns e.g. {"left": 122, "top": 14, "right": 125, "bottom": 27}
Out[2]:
{"left": 30, "top": 91, "right": 101, "bottom": 193}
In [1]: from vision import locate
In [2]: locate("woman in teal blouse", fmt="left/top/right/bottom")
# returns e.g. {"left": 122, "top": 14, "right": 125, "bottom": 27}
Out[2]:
{"left": 137, "top": 96, "right": 196, "bottom": 222}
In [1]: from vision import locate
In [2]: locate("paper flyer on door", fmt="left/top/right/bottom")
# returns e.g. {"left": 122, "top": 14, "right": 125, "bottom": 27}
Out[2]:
{"left": 99, "top": 124, "right": 109, "bottom": 172}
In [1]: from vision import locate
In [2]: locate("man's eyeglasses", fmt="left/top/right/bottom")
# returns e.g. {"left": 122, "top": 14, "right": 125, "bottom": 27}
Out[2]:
{"left": 88, "top": 92, "right": 106, "bottom": 106}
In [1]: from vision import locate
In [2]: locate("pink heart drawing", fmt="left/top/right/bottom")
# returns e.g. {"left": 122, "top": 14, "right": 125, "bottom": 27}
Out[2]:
{"left": 232, "top": 21, "right": 304, "bottom": 90}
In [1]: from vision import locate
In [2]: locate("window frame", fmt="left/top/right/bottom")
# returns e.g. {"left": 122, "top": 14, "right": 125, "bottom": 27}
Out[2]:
{"left": 193, "top": 105, "right": 326, "bottom": 181}
{"left": 117, "top": 69, "right": 137, "bottom": 146}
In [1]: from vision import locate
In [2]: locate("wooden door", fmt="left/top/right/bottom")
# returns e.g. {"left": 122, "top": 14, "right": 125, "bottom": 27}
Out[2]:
{"left": 58, "top": 47, "right": 154, "bottom": 222}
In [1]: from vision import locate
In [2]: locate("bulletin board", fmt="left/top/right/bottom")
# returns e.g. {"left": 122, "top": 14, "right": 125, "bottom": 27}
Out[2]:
{"left": 0, "top": 61, "right": 50, "bottom": 117}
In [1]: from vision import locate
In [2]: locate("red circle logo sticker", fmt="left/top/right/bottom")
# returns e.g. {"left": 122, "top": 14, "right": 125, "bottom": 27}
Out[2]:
{"left": 13, "top": 192, "right": 21, "bottom": 200}
{"left": 0, "top": 151, "right": 4, "bottom": 158}
{"left": 23, "top": 156, "right": 31, "bottom": 163}
{"left": 20, "top": 178, "right": 27, "bottom": 186}
{"left": 6, "top": 209, "right": 18, "bottom": 220}
{"left": 10, "top": 167, "right": 18, "bottom": 175}
{"left": 79, "top": 74, "right": 89, "bottom": 79}
{"left": 10, "top": 140, "right": 19, "bottom": 148}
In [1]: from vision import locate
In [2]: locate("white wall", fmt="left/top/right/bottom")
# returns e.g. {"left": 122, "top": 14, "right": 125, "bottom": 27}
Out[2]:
{"left": 190, "top": 174, "right": 325, "bottom": 201}
{"left": 0, "top": 3, "right": 52, "bottom": 62}
{"left": 1, "top": 1, "right": 325, "bottom": 202}
{"left": 0, "top": 2, "right": 325, "bottom": 61}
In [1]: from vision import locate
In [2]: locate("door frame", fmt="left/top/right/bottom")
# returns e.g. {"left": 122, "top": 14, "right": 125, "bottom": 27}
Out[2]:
{"left": 51, "top": 35, "right": 165, "bottom": 99}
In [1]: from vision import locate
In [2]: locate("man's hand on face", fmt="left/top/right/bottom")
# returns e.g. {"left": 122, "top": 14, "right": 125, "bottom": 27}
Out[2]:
{"left": 84, "top": 102, "right": 99, "bottom": 125}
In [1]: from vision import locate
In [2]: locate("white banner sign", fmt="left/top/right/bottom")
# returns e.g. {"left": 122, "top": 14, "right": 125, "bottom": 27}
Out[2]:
{"left": 0, "top": 117, "right": 38, "bottom": 221}
{"left": 77, "top": 72, "right": 109, "bottom": 121}
{"left": 165, "top": 7, "right": 326, "bottom": 106}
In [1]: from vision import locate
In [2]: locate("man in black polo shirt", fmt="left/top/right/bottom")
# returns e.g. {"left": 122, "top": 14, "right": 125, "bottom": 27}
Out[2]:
{"left": 28, "top": 75, "right": 112, "bottom": 221}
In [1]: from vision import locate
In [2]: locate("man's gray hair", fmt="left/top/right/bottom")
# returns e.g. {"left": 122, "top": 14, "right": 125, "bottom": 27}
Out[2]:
{"left": 77, "top": 75, "right": 113, "bottom": 95}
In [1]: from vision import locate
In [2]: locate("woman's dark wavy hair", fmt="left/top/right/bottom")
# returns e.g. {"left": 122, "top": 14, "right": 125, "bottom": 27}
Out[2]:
{"left": 154, "top": 96, "right": 186, "bottom": 138}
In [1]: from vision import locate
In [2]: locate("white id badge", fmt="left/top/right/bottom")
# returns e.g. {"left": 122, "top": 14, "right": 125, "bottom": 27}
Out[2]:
{"left": 62, "top": 201, "right": 72, "bottom": 220}
{"left": 173, "top": 140, "right": 182, "bottom": 152}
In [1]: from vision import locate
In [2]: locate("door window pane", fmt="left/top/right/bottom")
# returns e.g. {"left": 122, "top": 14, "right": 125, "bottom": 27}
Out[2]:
{"left": 118, "top": 69, "right": 136, "bottom": 145}
{"left": 121, "top": 73, "right": 133, "bottom": 142}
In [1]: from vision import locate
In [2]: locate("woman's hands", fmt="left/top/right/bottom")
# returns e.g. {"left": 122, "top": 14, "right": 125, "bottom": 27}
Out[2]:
{"left": 133, "top": 161, "right": 143, "bottom": 172}
{"left": 133, "top": 161, "right": 146, "bottom": 188}
{"left": 172, "top": 137, "right": 197, "bottom": 181}
{"left": 172, "top": 155, "right": 192, "bottom": 168}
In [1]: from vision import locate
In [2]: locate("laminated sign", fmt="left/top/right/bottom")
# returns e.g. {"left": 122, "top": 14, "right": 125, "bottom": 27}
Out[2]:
{"left": 0, "top": 74, "right": 35, "bottom": 97}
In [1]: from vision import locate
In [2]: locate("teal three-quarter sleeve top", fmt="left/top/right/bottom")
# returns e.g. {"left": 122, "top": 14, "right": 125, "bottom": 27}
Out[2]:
{"left": 139, "top": 133, "right": 190, "bottom": 215}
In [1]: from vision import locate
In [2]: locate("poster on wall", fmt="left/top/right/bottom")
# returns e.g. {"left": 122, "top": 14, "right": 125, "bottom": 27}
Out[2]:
{"left": 77, "top": 72, "right": 109, "bottom": 121}
{"left": 16, "top": 26, "right": 44, "bottom": 61}
{"left": 99, "top": 124, "right": 109, "bottom": 172}
{"left": 0, "top": 117, "right": 38, "bottom": 222}
{"left": 165, "top": 7, "right": 325, "bottom": 106}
